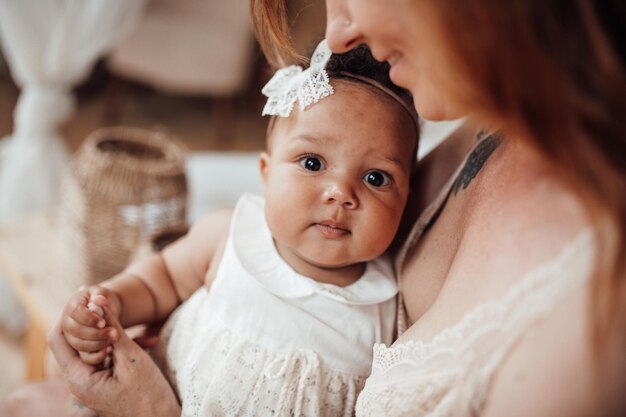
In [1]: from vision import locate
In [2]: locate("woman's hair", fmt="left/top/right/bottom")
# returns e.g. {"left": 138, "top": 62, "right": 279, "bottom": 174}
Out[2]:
{"left": 250, "top": 0, "right": 626, "bottom": 343}
{"left": 425, "top": 0, "right": 626, "bottom": 345}
{"left": 248, "top": 0, "right": 414, "bottom": 109}
{"left": 250, "top": 0, "right": 303, "bottom": 67}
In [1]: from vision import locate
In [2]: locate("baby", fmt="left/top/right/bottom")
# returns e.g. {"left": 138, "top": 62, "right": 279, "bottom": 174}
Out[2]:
{"left": 61, "top": 40, "right": 419, "bottom": 416}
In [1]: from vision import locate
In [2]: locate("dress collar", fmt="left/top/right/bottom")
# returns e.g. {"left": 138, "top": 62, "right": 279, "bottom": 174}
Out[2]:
{"left": 231, "top": 193, "right": 398, "bottom": 305}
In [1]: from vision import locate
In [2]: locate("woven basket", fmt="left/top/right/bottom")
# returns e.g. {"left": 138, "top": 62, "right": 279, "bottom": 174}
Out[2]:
{"left": 62, "top": 127, "right": 188, "bottom": 287}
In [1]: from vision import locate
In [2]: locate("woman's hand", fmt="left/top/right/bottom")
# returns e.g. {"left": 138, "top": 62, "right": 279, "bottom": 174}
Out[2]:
{"left": 48, "top": 306, "right": 181, "bottom": 417}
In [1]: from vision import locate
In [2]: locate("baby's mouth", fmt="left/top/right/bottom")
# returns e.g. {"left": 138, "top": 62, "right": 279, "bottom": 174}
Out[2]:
{"left": 313, "top": 222, "right": 351, "bottom": 238}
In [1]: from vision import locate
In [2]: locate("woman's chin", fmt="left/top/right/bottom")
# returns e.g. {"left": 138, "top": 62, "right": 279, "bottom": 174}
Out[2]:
{"left": 415, "top": 106, "right": 456, "bottom": 122}
{"left": 413, "top": 96, "right": 465, "bottom": 122}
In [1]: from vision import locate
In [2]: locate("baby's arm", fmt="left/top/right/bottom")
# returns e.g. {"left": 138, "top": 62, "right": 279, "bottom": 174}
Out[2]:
{"left": 61, "top": 208, "right": 233, "bottom": 364}
{"left": 104, "top": 208, "right": 232, "bottom": 326}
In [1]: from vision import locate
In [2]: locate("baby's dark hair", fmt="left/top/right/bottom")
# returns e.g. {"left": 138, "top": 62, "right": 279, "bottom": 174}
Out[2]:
{"left": 323, "top": 44, "right": 416, "bottom": 121}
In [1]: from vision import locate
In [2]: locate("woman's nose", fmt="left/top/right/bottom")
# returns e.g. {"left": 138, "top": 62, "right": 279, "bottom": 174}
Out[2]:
{"left": 323, "top": 181, "right": 359, "bottom": 209}
{"left": 325, "top": 1, "right": 362, "bottom": 53}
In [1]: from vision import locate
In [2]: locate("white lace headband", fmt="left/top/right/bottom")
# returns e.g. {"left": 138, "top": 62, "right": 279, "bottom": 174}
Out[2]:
{"left": 261, "top": 39, "right": 419, "bottom": 131}
{"left": 262, "top": 40, "right": 333, "bottom": 117}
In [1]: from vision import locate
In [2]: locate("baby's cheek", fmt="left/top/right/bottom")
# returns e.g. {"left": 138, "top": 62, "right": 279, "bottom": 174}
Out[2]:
{"left": 367, "top": 209, "right": 402, "bottom": 252}
{"left": 264, "top": 205, "right": 292, "bottom": 241}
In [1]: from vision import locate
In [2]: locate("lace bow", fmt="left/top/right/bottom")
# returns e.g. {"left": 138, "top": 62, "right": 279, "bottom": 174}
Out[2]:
{"left": 262, "top": 40, "right": 334, "bottom": 117}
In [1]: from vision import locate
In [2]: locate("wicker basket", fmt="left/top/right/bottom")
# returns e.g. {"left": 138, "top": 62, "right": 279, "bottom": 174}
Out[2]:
{"left": 62, "top": 127, "right": 188, "bottom": 287}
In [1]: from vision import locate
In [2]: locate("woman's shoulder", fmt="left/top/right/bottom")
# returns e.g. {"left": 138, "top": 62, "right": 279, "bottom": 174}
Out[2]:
{"left": 458, "top": 140, "right": 591, "bottom": 280}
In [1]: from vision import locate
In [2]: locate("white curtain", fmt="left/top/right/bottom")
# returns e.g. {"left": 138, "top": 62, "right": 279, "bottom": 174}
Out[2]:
{"left": 0, "top": 0, "right": 147, "bottom": 224}
{"left": 0, "top": 0, "right": 147, "bottom": 334}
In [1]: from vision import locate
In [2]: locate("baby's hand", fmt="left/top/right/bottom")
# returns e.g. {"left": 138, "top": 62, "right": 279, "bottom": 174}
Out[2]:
{"left": 61, "top": 287, "right": 121, "bottom": 365}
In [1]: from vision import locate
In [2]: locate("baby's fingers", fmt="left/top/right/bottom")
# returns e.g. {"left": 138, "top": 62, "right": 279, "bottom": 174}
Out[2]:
{"left": 79, "top": 347, "right": 112, "bottom": 366}
{"left": 63, "top": 316, "right": 118, "bottom": 343}
{"left": 65, "top": 332, "right": 115, "bottom": 354}
{"left": 65, "top": 292, "right": 106, "bottom": 329}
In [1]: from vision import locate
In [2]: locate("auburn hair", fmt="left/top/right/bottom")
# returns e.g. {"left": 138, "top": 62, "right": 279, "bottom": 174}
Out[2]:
{"left": 250, "top": 0, "right": 626, "bottom": 342}
{"left": 249, "top": 0, "right": 304, "bottom": 68}
{"left": 426, "top": 0, "right": 626, "bottom": 345}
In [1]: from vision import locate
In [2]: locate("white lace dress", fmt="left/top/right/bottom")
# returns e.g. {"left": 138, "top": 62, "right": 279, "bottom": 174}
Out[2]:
{"left": 355, "top": 141, "right": 597, "bottom": 417}
{"left": 155, "top": 194, "right": 397, "bottom": 417}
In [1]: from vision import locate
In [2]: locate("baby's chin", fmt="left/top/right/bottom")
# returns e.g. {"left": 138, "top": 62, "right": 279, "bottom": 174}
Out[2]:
{"left": 309, "top": 246, "right": 391, "bottom": 268}
{"left": 300, "top": 253, "right": 375, "bottom": 279}
{"left": 300, "top": 248, "right": 370, "bottom": 269}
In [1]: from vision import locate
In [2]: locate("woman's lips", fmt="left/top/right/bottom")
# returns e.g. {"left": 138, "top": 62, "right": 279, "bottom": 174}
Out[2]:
{"left": 313, "top": 223, "right": 351, "bottom": 238}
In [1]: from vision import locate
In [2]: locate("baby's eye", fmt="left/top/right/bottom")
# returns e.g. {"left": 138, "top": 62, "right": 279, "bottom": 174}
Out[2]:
{"left": 363, "top": 170, "right": 391, "bottom": 188}
{"left": 299, "top": 156, "right": 325, "bottom": 171}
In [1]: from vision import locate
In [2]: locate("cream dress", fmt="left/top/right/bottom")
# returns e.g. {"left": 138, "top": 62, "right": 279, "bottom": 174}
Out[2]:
{"left": 355, "top": 139, "right": 596, "bottom": 417}
{"left": 155, "top": 194, "right": 397, "bottom": 417}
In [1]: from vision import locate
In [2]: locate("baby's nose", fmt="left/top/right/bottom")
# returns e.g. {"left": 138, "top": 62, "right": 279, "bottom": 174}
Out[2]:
{"left": 323, "top": 182, "right": 358, "bottom": 209}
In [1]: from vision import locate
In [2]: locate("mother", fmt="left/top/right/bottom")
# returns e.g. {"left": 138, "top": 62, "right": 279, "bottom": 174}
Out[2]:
{"left": 6, "top": 0, "right": 625, "bottom": 416}
{"left": 303, "top": 1, "right": 626, "bottom": 415}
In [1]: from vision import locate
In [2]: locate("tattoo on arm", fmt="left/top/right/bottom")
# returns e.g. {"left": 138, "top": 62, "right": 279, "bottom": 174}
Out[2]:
{"left": 451, "top": 132, "right": 503, "bottom": 196}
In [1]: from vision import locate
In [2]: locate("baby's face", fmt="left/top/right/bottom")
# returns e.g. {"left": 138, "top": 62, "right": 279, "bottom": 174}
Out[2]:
{"left": 260, "top": 81, "right": 417, "bottom": 277}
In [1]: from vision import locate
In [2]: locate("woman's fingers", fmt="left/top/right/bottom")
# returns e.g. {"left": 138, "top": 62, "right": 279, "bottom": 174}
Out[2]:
{"left": 48, "top": 316, "right": 113, "bottom": 408}
{"left": 102, "top": 306, "right": 144, "bottom": 367}
{"left": 47, "top": 318, "right": 95, "bottom": 379}
{"left": 55, "top": 306, "right": 182, "bottom": 417}
{"left": 102, "top": 305, "right": 127, "bottom": 346}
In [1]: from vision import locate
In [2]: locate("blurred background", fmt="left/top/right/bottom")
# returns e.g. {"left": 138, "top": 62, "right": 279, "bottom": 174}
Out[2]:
{"left": 0, "top": 0, "right": 329, "bottom": 153}
{"left": 0, "top": 0, "right": 459, "bottom": 400}
{"left": 0, "top": 0, "right": 327, "bottom": 398}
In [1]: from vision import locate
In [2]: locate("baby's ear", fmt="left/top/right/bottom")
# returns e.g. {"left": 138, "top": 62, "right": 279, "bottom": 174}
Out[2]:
{"left": 259, "top": 152, "right": 270, "bottom": 187}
